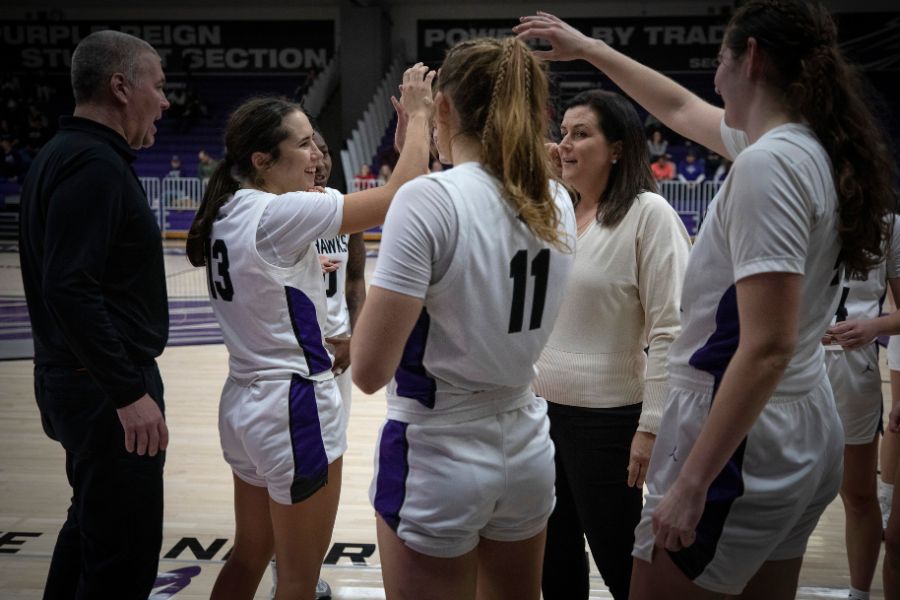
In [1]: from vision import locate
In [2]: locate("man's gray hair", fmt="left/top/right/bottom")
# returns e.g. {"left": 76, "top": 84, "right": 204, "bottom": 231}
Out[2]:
{"left": 71, "top": 30, "right": 157, "bottom": 104}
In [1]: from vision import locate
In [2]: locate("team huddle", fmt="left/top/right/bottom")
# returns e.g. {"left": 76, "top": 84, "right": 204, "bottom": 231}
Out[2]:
{"left": 19, "top": 0, "right": 900, "bottom": 599}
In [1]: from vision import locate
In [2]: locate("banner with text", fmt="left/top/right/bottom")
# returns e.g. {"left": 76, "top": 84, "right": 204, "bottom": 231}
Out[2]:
{"left": 0, "top": 21, "right": 335, "bottom": 75}
{"left": 417, "top": 13, "right": 899, "bottom": 73}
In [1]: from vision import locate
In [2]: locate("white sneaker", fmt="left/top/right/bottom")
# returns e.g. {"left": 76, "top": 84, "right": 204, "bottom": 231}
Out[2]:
{"left": 268, "top": 561, "right": 331, "bottom": 600}
{"left": 315, "top": 579, "right": 332, "bottom": 599}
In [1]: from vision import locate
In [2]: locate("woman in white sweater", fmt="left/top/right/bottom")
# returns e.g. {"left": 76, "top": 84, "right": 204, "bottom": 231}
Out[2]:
{"left": 534, "top": 89, "right": 690, "bottom": 600}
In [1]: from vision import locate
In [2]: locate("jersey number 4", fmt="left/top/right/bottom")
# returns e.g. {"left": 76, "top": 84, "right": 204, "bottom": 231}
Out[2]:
{"left": 206, "top": 239, "right": 235, "bottom": 301}
{"left": 508, "top": 248, "right": 550, "bottom": 334}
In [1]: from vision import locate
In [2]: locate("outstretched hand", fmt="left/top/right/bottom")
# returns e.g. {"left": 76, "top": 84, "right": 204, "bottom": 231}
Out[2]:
{"left": 513, "top": 12, "right": 597, "bottom": 61}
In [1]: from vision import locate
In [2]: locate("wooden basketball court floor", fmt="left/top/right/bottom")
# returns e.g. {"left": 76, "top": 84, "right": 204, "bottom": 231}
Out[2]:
{"left": 0, "top": 249, "right": 892, "bottom": 599}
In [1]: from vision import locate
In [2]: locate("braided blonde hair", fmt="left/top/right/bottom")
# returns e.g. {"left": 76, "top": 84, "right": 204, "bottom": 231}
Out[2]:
{"left": 438, "top": 37, "right": 566, "bottom": 249}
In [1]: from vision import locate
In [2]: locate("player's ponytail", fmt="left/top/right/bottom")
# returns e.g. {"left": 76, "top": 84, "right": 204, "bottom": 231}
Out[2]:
{"left": 438, "top": 37, "right": 567, "bottom": 250}
{"left": 186, "top": 96, "right": 304, "bottom": 267}
{"left": 186, "top": 157, "right": 238, "bottom": 266}
{"left": 725, "top": 0, "right": 897, "bottom": 278}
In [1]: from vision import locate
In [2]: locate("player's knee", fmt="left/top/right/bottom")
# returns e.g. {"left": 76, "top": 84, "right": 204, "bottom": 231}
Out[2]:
{"left": 839, "top": 486, "right": 877, "bottom": 513}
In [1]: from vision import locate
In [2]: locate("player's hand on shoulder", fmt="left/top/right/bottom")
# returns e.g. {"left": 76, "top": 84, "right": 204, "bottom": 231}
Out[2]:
{"left": 116, "top": 393, "right": 168, "bottom": 457}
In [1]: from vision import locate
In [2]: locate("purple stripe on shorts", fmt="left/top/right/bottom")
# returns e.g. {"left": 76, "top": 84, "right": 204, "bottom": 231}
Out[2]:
{"left": 287, "top": 374, "right": 329, "bottom": 503}
{"left": 670, "top": 284, "right": 745, "bottom": 579}
{"left": 394, "top": 309, "right": 436, "bottom": 409}
{"left": 284, "top": 286, "right": 333, "bottom": 376}
{"left": 373, "top": 419, "right": 409, "bottom": 531}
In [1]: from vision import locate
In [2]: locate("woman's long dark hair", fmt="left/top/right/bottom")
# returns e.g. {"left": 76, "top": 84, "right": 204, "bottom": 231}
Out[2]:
{"left": 185, "top": 96, "right": 303, "bottom": 267}
{"left": 565, "top": 90, "right": 657, "bottom": 228}
{"left": 725, "top": 0, "right": 897, "bottom": 278}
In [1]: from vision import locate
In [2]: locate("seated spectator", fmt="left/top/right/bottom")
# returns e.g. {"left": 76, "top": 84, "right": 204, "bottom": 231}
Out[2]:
{"left": 197, "top": 149, "right": 218, "bottom": 180}
{"left": 646, "top": 129, "right": 668, "bottom": 158}
{"left": 378, "top": 163, "right": 392, "bottom": 183}
{"left": 677, "top": 150, "right": 706, "bottom": 184}
{"left": 355, "top": 164, "right": 375, "bottom": 180}
{"left": 650, "top": 153, "right": 675, "bottom": 181}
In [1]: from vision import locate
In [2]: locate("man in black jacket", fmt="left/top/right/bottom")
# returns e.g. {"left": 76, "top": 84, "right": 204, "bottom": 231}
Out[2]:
{"left": 19, "top": 29, "right": 171, "bottom": 599}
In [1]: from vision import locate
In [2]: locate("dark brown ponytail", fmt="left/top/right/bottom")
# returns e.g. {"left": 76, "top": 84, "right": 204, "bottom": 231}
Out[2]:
{"left": 726, "top": 0, "right": 897, "bottom": 278}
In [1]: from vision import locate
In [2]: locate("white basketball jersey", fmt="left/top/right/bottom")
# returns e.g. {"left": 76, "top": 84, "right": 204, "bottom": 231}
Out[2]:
{"left": 206, "top": 188, "right": 342, "bottom": 381}
{"left": 832, "top": 214, "right": 900, "bottom": 326}
{"left": 381, "top": 164, "right": 577, "bottom": 424}
{"left": 315, "top": 232, "right": 351, "bottom": 338}
{"left": 668, "top": 122, "right": 840, "bottom": 395}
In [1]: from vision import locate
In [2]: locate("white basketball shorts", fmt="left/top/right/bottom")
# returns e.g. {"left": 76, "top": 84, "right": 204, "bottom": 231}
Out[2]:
{"left": 219, "top": 373, "right": 347, "bottom": 505}
{"left": 889, "top": 335, "right": 900, "bottom": 371}
{"left": 825, "top": 344, "right": 882, "bottom": 444}
{"left": 369, "top": 396, "right": 555, "bottom": 558}
{"left": 632, "top": 376, "right": 843, "bottom": 595}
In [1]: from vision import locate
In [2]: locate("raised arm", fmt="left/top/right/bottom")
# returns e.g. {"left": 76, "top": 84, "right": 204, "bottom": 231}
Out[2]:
{"left": 515, "top": 12, "right": 728, "bottom": 158}
{"left": 339, "top": 64, "right": 434, "bottom": 234}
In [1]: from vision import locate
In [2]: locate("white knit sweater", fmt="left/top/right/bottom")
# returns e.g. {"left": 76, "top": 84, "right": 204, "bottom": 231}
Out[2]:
{"left": 533, "top": 192, "right": 691, "bottom": 434}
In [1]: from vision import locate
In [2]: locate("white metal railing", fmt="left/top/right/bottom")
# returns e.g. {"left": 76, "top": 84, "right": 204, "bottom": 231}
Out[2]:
{"left": 658, "top": 180, "right": 721, "bottom": 235}
{"left": 341, "top": 57, "right": 405, "bottom": 192}
{"left": 140, "top": 176, "right": 205, "bottom": 236}
{"left": 137, "top": 176, "right": 720, "bottom": 238}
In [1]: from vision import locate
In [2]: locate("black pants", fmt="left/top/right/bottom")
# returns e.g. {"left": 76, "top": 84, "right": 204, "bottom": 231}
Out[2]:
{"left": 541, "top": 401, "right": 642, "bottom": 600}
{"left": 34, "top": 364, "right": 165, "bottom": 600}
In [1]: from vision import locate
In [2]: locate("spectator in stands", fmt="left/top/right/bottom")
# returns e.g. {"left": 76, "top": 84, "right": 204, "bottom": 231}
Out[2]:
{"left": 430, "top": 158, "right": 443, "bottom": 172}
{"left": 378, "top": 163, "right": 392, "bottom": 183}
{"left": 167, "top": 155, "right": 182, "bottom": 178}
{"left": 677, "top": 150, "right": 705, "bottom": 185}
{"left": 537, "top": 89, "right": 689, "bottom": 600}
{"left": 355, "top": 163, "right": 375, "bottom": 180}
{"left": 646, "top": 129, "right": 668, "bottom": 158}
{"left": 197, "top": 149, "right": 219, "bottom": 181}
{"left": 650, "top": 153, "right": 675, "bottom": 181}
{"left": 1, "top": 134, "right": 29, "bottom": 179}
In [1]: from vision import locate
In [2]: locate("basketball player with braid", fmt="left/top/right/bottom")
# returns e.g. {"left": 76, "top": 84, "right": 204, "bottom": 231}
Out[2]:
{"left": 184, "top": 64, "right": 433, "bottom": 600}
{"left": 517, "top": 1, "right": 896, "bottom": 598}
{"left": 352, "top": 38, "right": 576, "bottom": 600}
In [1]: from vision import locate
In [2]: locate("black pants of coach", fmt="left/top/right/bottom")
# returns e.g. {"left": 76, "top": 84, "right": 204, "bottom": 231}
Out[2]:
{"left": 34, "top": 364, "right": 165, "bottom": 600}
{"left": 541, "top": 401, "right": 642, "bottom": 600}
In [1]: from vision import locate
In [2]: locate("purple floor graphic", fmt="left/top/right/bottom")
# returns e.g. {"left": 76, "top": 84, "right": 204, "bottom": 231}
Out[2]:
{"left": 0, "top": 297, "right": 222, "bottom": 360}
